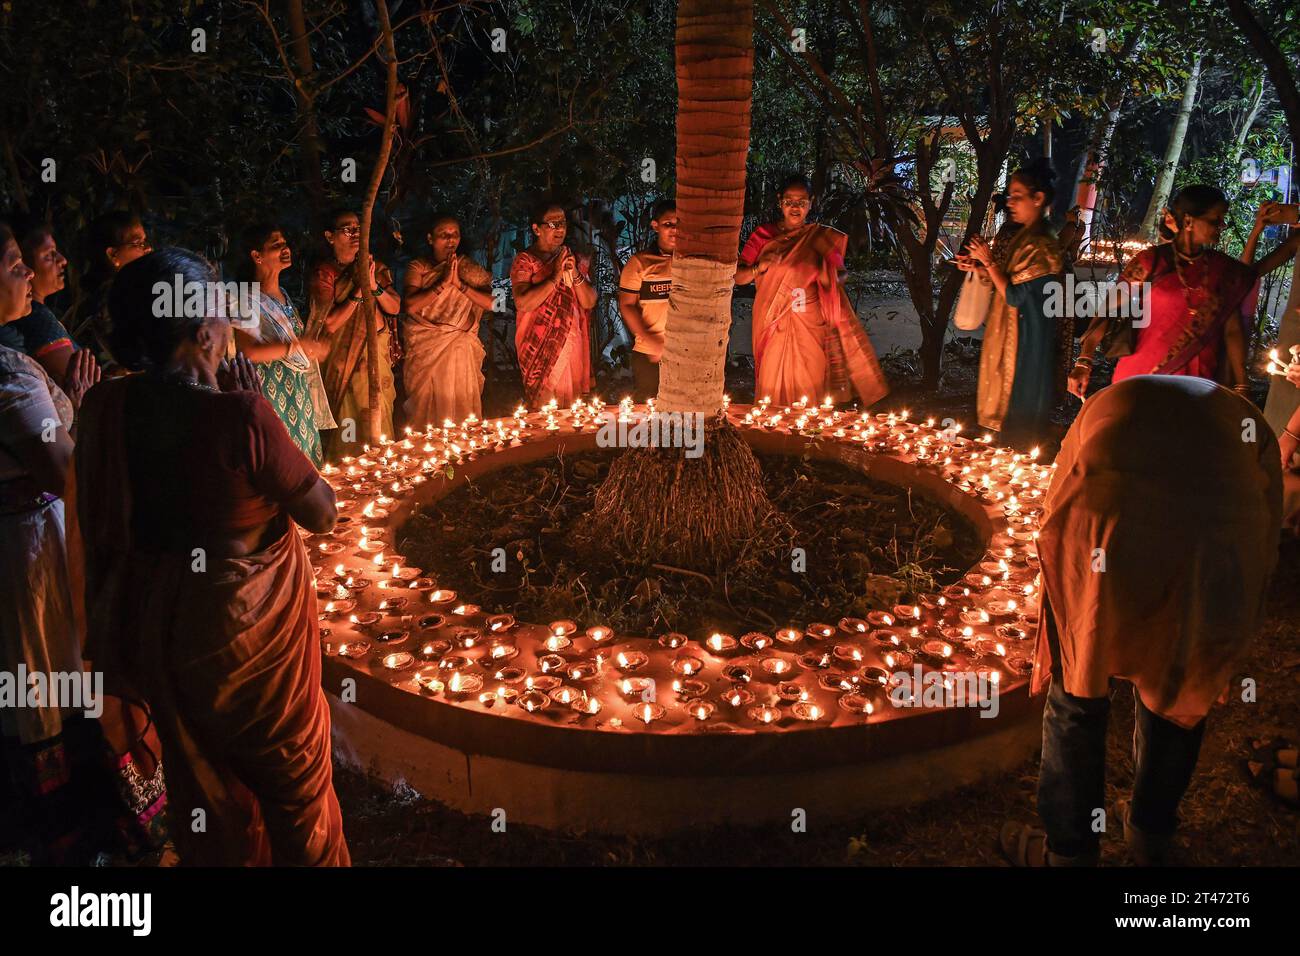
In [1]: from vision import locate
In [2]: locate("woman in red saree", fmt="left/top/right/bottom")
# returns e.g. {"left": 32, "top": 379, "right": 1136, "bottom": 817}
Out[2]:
{"left": 510, "top": 201, "right": 596, "bottom": 407}
{"left": 76, "top": 249, "right": 349, "bottom": 866}
{"left": 736, "top": 175, "right": 888, "bottom": 407}
{"left": 1071, "top": 185, "right": 1256, "bottom": 397}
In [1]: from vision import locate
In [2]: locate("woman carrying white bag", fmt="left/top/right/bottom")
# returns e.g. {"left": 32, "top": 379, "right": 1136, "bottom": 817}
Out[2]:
{"left": 954, "top": 159, "right": 1065, "bottom": 448}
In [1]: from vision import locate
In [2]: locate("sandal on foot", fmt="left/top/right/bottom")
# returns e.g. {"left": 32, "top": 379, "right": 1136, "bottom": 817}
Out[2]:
{"left": 1245, "top": 737, "right": 1299, "bottom": 808}
{"left": 999, "top": 822, "right": 1099, "bottom": 867}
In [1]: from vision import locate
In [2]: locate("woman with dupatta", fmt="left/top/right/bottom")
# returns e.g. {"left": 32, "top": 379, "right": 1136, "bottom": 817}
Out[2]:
{"left": 307, "top": 209, "right": 401, "bottom": 459}
{"left": 76, "top": 249, "right": 349, "bottom": 866}
{"left": 959, "top": 159, "right": 1064, "bottom": 444}
{"left": 403, "top": 216, "right": 494, "bottom": 428}
{"left": 233, "top": 222, "right": 333, "bottom": 465}
{"left": 735, "top": 175, "right": 888, "bottom": 408}
{"left": 510, "top": 201, "right": 596, "bottom": 407}
{"left": 1070, "top": 185, "right": 1256, "bottom": 400}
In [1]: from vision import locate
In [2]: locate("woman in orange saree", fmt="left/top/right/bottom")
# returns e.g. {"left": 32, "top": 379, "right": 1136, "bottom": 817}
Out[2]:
{"left": 736, "top": 176, "right": 888, "bottom": 407}
{"left": 76, "top": 248, "right": 349, "bottom": 867}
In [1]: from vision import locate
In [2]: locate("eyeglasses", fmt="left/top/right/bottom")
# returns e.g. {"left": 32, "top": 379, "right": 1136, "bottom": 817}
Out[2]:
{"left": 658, "top": 220, "right": 679, "bottom": 229}
{"left": 540, "top": 220, "right": 567, "bottom": 231}
{"left": 780, "top": 199, "right": 811, "bottom": 209}
{"left": 336, "top": 225, "right": 361, "bottom": 237}
{"left": 118, "top": 238, "right": 151, "bottom": 251}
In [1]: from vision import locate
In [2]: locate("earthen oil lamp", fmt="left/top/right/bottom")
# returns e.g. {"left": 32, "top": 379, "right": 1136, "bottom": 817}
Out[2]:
{"left": 720, "top": 686, "right": 755, "bottom": 708}
{"left": 805, "top": 623, "right": 836, "bottom": 641}
{"left": 635, "top": 702, "right": 666, "bottom": 726}
{"left": 760, "top": 657, "right": 794, "bottom": 678}
{"left": 381, "top": 651, "right": 414, "bottom": 671}
{"left": 791, "top": 701, "right": 825, "bottom": 722}
{"left": 674, "top": 678, "right": 709, "bottom": 698}
{"left": 418, "top": 639, "right": 451, "bottom": 661}
{"left": 776, "top": 682, "right": 804, "bottom": 702}
{"left": 427, "top": 589, "right": 457, "bottom": 606}
{"left": 619, "top": 677, "right": 654, "bottom": 698}
{"left": 747, "top": 704, "right": 782, "bottom": 725}
{"left": 686, "top": 700, "right": 715, "bottom": 721}
{"left": 615, "top": 651, "right": 649, "bottom": 672}
{"left": 585, "top": 625, "right": 615, "bottom": 645}
{"left": 486, "top": 613, "right": 516, "bottom": 633}
{"left": 838, "top": 692, "right": 873, "bottom": 715}
{"left": 658, "top": 632, "right": 689, "bottom": 650}
{"left": 516, "top": 689, "right": 551, "bottom": 713}
{"left": 335, "top": 640, "right": 371, "bottom": 660}
{"left": 774, "top": 627, "right": 802, "bottom": 646}
{"left": 566, "top": 660, "right": 599, "bottom": 682}
{"left": 447, "top": 671, "right": 488, "bottom": 697}
{"left": 671, "top": 655, "right": 705, "bottom": 677}
{"left": 740, "top": 632, "right": 774, "bottom": 652}
{"left": 537, "top": 654, "right": 567, "bottom": 674}
{"left": 722, "top": 664, "right": 752, "bottom": 683}
{"left": 572, "top": 693, "right": 602, "bottom": 716}
{"left": 704, "top": 632, "right": 738, "bottom": 655}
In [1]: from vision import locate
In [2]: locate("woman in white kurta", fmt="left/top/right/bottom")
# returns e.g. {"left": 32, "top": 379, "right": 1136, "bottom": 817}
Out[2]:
{"left": 402, "top": 217, "right": 495, "bottom": 428}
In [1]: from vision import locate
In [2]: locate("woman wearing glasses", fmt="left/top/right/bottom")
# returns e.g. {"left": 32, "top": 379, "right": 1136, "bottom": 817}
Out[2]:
{"left": 736, "top": 175, "right": 888, "bottom": 408}
{"left": 509, "top": 200, "right": 596, "bottom": 407}
{"left": 306, "top": 208, "right": 400, "bottom": 459}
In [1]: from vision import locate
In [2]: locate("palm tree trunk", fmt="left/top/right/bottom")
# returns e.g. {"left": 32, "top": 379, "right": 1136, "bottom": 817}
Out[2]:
{"left": 583, "top": 0, "right": 770, "bottom": 570}
{"left": 1141, "top": 55, "right": 1202, "bottom": 239}
{"left": 658, "top": 0, "right": 754, "bottom": 416}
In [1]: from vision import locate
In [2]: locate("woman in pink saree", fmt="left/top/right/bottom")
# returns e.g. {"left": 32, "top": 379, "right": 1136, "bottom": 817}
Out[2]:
{"left": 1071, "top": 185, "right": 1257, "bottom": 398}
{"left": 736, "top": 176, "right": 888, "bottom": 407}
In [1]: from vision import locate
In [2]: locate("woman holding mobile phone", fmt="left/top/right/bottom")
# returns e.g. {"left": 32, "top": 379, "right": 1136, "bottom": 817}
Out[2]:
{"left": 1242, "top": 200, "right": 1300, "bottom": 276}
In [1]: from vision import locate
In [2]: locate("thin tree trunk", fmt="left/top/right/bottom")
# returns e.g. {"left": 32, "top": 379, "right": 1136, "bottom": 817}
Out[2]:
{"left": 658, "top": 0, "right": 754, "bottom": 416}
{"left": 1229, "top": 76, "right": 1266, "bottom": 173}
{"left": 1141, "top": 55, "right": 1203, "bottom": 239}
{"left": 1071, "top": 29, "right": 1144, "bottom": 251}
{"left": 1226, "top": 0, "right": 1300, "bottom": 151}
{"left": 286, "top": 0, "right": 327, "bottom": 218}
{"left": 357, "top": 0, "right": 399, "bottom": 443}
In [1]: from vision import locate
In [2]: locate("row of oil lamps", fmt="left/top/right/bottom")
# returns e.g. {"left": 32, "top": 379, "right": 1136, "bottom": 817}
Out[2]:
{"left": 310, "top": 400, "right": 1049, "bottom": 731}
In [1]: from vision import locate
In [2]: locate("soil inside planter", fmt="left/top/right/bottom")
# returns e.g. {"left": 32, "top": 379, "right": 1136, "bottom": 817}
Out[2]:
{"left": 398, "top": 451, "right": 983, "bottom": 636}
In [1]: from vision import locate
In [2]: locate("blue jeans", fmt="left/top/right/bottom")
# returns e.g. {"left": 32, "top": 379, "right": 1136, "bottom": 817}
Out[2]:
{"left": 1037, "top": 678, "right": 1205, "bottom": 856}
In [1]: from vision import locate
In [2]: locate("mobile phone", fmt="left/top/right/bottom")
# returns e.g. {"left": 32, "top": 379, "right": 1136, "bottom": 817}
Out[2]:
{"left": 1263, "top": 203, "right": 1300, "bottom": 225}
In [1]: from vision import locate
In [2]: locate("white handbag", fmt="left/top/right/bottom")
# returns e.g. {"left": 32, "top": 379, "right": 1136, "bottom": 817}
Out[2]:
{"left": 953, "top": 270, "right": 994, "bottom": 331}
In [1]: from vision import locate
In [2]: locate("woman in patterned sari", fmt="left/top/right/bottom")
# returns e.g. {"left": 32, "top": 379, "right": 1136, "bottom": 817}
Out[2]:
{"left": 735, "top": 175, "right": 888, "bottom": 408}
{"left": 307, "top": 209, "right": 401, "bottom": 460}
{"left": 233, "top": 223, "right": 333, "bottom": 465}
{"left": 1070, "top": 185, "right": 1256, "bottom": 400}
{"left": 960, "top": 159, "right": 1065, "bottom": 444}
{"left": 403, "top": 216, "right": 494, "bottom": 428}
{"left": 509, "top": 201, "right": 596, "bottom": 407}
